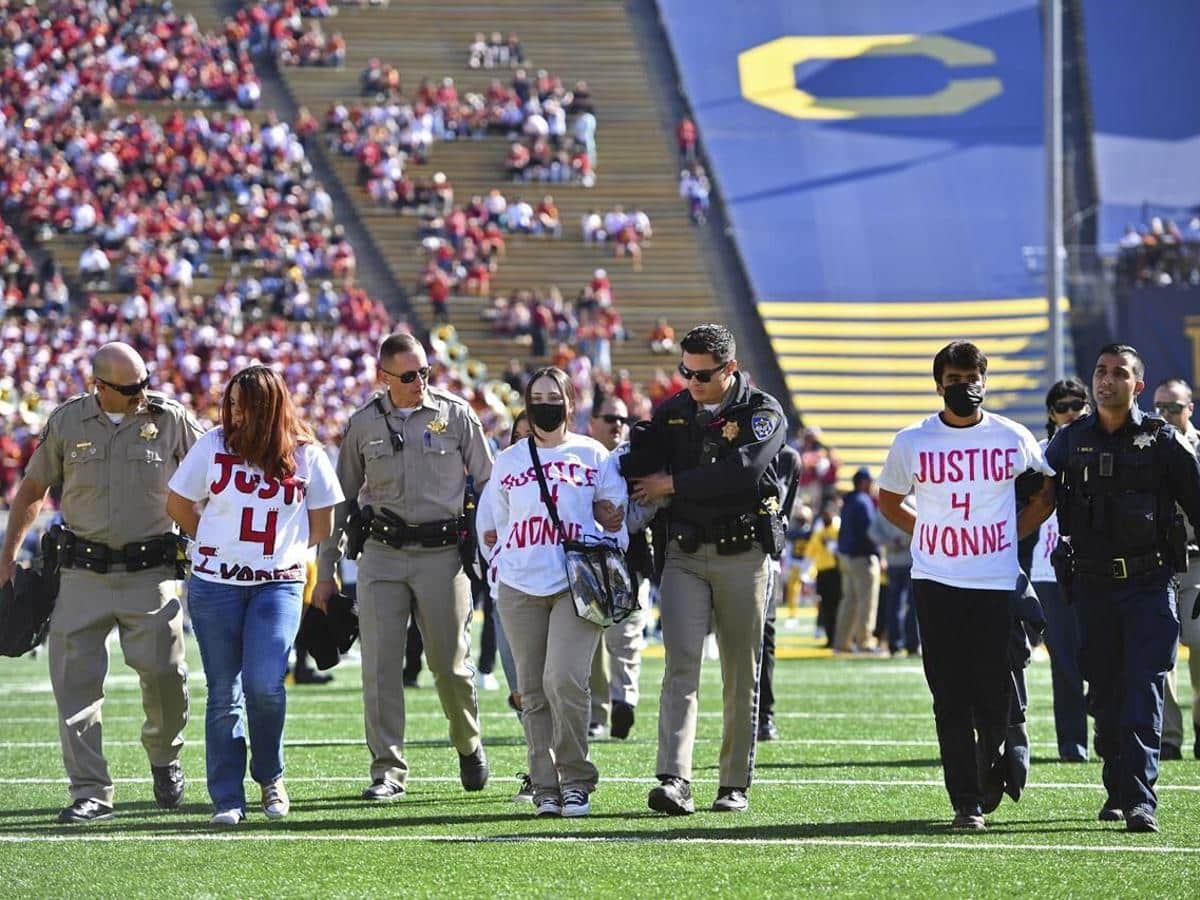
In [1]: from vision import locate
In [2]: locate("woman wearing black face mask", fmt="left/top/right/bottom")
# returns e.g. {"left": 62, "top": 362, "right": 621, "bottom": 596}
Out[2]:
{"left": 477, "top": 367, "right": 628, "bottom": 819}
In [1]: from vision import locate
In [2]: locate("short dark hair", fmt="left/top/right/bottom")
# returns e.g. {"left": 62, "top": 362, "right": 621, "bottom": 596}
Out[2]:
{"left": 379, "top": 332, "right": 422, "bottom": 361}
{"left": 1096, "top": 343, "right": 1144, "bottom": 379}
{"left": 932, "top": 341, "right": 988, "bottom": 384}
{"left": 1154, "top": 376, "right": 1192, "bottom": 400}
{"left": 680, "top": 323, "right": 736, "bottom": 364}
{"left": 1045, "top": 377, "right": 1090, "bottom": 439}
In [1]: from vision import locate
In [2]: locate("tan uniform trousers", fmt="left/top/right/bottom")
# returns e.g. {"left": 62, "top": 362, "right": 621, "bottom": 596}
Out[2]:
{"left": 49, "top": 568, "right": 188, "bottom": 805}
{"left": 497, "top": 581, "right": 602, "bottom": 796}
{"left": 590, "top": 599, "right": 647, "bottom": 724}
{"left": 656, "top": 542, "right": 770, "bottom": 789}
{"left": 1163, "top": 557, "right": 1200, "bottom": 747}
{"left": 834, "top": 553, "right": 881, "bottom": 651}
{"left": 356, "top": 542, "right": 480, "bottom": 785}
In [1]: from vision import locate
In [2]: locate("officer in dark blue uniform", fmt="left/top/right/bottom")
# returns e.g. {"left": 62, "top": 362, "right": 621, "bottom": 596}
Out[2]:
{"left": 1042, "top": 344, "right": 1200, "bottom": 833}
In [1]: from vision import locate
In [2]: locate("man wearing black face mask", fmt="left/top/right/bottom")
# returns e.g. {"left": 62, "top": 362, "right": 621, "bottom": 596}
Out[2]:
{"left": 876, "top": 340, "right": 1054, "bottom": 832}
{"left": 630, "top": 324, "right": 787, "bottom": 815}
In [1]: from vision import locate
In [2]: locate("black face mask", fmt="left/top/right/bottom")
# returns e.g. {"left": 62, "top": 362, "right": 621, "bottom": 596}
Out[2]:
{"left": 943, "top": 382, "right": 985, "bottom": 417}
{"left": 529, "top": 402, "right": 566, "bottom": 432}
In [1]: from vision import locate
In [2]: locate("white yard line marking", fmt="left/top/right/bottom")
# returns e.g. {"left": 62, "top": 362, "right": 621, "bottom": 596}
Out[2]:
{"left": 2, "top": 776, "right": 1197, "bottom": 791}
{"left": 0, "top": 833, "right": 1195, "bottom": 854}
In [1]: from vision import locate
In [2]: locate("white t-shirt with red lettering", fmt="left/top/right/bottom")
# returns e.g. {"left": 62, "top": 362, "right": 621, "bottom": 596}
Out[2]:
{"left": 478, "top": 433, "right": 628, "bottom": 596}
{"left": 1030, "top": 437, "right": 1059, "bottom": 583}
{"left": 169, "top": 428, "right": 344, "bottom": 585}
{"left": 878, "top": 411, "right": 1053, "bottom": 591}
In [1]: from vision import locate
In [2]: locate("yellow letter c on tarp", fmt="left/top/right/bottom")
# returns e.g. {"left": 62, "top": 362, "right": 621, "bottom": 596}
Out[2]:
{"left": 738, "top": 34, "right": 1002, "bottom": 119}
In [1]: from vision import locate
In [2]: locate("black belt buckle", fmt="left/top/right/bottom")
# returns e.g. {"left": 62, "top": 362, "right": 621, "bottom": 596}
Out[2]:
{"left": 1111, "top": 557, "right": 1128, "bottom": 579}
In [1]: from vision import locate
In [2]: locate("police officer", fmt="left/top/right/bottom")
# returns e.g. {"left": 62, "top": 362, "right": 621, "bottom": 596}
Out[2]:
{"left": 1152, "top": 377, "right": 1200, "bottom": 760}
{"left": 1042, "top": 344, "right": 1200, "bottom": 833}
{"left": 314, "top": 333, "right": 494, "bottom": 800}
{"left": 0, "top": 342, "right": 201, "bottom": 823}
{"left": 631, "top": 324, "right": 786, "bottom": 814}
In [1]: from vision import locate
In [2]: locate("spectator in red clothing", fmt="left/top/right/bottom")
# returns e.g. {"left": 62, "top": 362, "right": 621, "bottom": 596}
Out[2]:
{"left": 677, "top": 117, "right": 698, "bottom": 162}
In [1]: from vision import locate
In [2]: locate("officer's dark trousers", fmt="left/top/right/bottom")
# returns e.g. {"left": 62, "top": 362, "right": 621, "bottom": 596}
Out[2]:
{"left": 913, "top": 579, "right": 1012, "bottom": 813}
{"left": 1076, "top": 570, "right": 1178, "bottom": 814}
{"left": 1033, "top": 579, "right": 1088, "bottom": 761}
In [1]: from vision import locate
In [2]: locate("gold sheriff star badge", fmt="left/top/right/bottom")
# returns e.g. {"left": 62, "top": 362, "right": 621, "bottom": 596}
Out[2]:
{"left": 1132, "top": 432, "right": 1155, "bottom": 450}
{"left": 721, "top": 420, "right": 740, "bottom": 441}
{"left": 139, "top": 422, "right": 159, "bottom": 441}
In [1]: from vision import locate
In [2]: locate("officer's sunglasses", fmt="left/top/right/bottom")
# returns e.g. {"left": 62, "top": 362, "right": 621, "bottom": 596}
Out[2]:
{"left": 596, "top": 414, "right": 628, "bottom": 425}
{"left": 382, "top": 365, "right": 431, "bottom": 384}
{"left": 1052, "top": 398, "right": 1086, "bottom": 414}
{"left": 97, "top": 375, "right": 150, "bottom": 396}
{"left": 677, "top": 361, "right": 728, "bottom": 383}
{"left": 1156, "top": 401, "right": 1188, "bottom": 415}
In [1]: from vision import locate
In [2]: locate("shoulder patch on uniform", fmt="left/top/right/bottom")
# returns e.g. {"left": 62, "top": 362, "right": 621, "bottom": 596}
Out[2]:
{"left": 751, "top": 410, "right": 780, "bottom": 441}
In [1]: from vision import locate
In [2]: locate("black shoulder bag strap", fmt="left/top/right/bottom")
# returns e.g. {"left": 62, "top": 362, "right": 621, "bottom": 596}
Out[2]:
{"left": 527, "top": 436, "right": 572, "bottom": 548}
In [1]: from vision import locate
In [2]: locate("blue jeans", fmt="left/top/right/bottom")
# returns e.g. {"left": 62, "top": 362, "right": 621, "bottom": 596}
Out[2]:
{"left": 1034, "top": 579, "right": 1088, "bottom": 760}
{"left": 885, "top": 565, "right": 919, "bottom": 653}
{"left": 188, "top": 576, "right": 304, "bottom": 811}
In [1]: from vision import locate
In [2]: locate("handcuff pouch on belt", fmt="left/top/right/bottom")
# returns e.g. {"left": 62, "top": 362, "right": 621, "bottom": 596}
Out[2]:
{"left": 344, "top": 502, "right": 373, "bottom": 560}
{"left": 54, "top": 527, "right": 179, "bottom": 574}
{"left": 714, "top": 513, "right": 758, "bottom": 556}
{"left": 669, "top": 519, "right": 702, "bottom": 553}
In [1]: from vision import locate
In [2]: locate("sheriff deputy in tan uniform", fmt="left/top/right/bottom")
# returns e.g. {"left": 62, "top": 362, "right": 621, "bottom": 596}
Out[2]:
{"left": 314, "top": 332, "right": 495, "bottom": 800}
{"left": 0, "top": 342, "right": 203, "bottom": 824}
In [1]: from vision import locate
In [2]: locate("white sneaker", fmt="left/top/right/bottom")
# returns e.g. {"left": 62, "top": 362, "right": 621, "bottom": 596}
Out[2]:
{"left": 534, "top": 794, "right": 562, "bottom": 817}
{"left": 561, "top": 788, "right": 590, "bottom": 817}
{"left": 262, "top": 778, "right": 290, "bottom": 820}
{"left": 475, "top": 671, "right": 500, "bottom": 691}
{"left": 210, "top": 808, "right": 244, "bottom": 826}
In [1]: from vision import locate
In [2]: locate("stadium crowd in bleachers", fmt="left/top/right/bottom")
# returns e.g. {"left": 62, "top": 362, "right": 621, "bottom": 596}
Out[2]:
{"left": 1117, "top": 216, "right": 1200, "bottom": 288}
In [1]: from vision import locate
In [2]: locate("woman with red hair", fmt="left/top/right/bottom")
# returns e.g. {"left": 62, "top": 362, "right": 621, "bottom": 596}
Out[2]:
{"left": 167, "top": 365, "right": 342, "bottom": 826}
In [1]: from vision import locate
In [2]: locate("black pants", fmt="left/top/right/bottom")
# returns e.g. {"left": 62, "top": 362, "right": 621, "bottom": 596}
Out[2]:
{"left": 758, "top": 618, "right": 776, "bottom": 724}
{"left": 913, "top": 579, "right": 1012, "bottom": 812}
{"left": 816, "top": 566, "right": 841, "bottom": 646}
{"left": 477, "top": 583, "right": 497, "bottom": 675}
{"left": 404, "top": 617, "right": 423, "bottom": 683}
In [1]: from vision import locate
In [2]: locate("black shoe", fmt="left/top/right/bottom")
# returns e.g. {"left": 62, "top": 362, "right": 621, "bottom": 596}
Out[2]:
{"left": 1098, "top": 801, "right": 1124, "bottom": 822}
{"left": 610, "top": 701, "right": 635, "bottom": 740}
{"left": 1161, "top": 742, "right": 1183, "bottom": 761}
{"left": 587, "top": 722, "right": 607, "bottom": 739}
{"left": 403, "top": 675, "right": 419, "bottom": 688}
{"left": 459, "top": 746, "right": 489, "bottom": 792}
{"left": 1125, "top": 806, "right": 1160, "bottom": 833}
{"left": 648, "top": 775, "right": 694, "bottom": 816}
{"left": 294, "top": 667, "right": 333, "bottom": 685}
{"left": 151, "top": 762, "right": 184, "bottom": 810}
{"left": 950, "top": 805, "right": 986, "bottom": 831}
{"left": 757, "top": 718, "right": 780, "bottom": 742}
{"left": 712, "top": 786, "right": 748, "bottom": 812}
{"left": 57, "top": 798, "right": 114, "bottom": 824}
{"left": 1194, "top": 734, "right": 1200, "bottom": 761}
{"left": 361, "top": 778, "right": 405, "bottom": 801}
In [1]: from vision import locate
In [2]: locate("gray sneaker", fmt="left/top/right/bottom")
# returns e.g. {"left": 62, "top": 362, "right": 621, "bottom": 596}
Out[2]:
{"left": 514, "top": 773, "right": 535, "bottom": 804}
{"left": 648, "top": 776, "right": 694, "bottom": 816}
{"left": 712, "top": 786, "right": 748, "bottom": 812}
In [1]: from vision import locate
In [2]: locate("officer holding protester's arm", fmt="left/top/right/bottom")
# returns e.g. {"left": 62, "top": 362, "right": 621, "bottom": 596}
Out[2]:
{"left": 1040, "top": 344, "right": 1200, "bottom": 834}
{"left": 632, "top": 324, "right": 786, "bottom": 816}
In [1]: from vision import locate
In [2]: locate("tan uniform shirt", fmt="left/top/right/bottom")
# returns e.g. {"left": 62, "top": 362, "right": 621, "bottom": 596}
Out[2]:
{"left": 25, "top": 391, "right": 206, "bottom": 546}
{"left": 318, "top": 387, "right": 494, "bottom": 579}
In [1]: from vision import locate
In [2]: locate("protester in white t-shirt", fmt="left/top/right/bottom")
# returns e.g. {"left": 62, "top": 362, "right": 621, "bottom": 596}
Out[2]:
{"left": 167, "top": 365, "right": 343, "bottom": 827}
{"left": 479, "top": 367, "right": 626, "bottom": 818}
{"left": 1029, "top": 378, "right": 1091, "bottom": 763}
{"left": 877, "top": 341, "right": 1054, "bottom": 832}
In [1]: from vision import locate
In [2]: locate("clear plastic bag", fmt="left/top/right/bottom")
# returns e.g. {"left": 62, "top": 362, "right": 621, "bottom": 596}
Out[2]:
{"left": 564, "top": 535, "right": 635, "bottom": 627}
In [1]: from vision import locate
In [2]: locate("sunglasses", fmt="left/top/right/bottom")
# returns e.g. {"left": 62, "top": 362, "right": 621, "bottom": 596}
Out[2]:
{"left": 678, "top": 361, "right": 728, "bottom": 383}
{"left": 1156, "top": 401, "right": 1188, "bottom": 415}
{"left": 1052, "top": 399, "right": 1086, "bottom": 414}
{"left": 595, "top": 414, "right": 628, "bottom": 425}
{"left": 98, "top": 375, "right": 150, "bottom": 397}
{"left": 382, "top": 365, "right": 431, "bottom": 384}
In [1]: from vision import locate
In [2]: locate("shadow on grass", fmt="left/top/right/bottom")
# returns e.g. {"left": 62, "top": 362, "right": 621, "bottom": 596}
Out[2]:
{"left": 725, "top": 758, "right": 944, "bottom": 771}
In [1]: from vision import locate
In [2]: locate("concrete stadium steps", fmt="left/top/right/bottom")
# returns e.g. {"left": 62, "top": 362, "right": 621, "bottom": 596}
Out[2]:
{"left": 272, "top": 0, "right": 720, "bottom": 383}
{"left": 762, "top": 298, "right": 1069, "bottom": 480}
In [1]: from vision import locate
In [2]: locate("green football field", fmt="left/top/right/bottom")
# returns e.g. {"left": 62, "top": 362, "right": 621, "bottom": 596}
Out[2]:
{"left": 0, "top": 614, "right": 1197, "bottom": 898}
